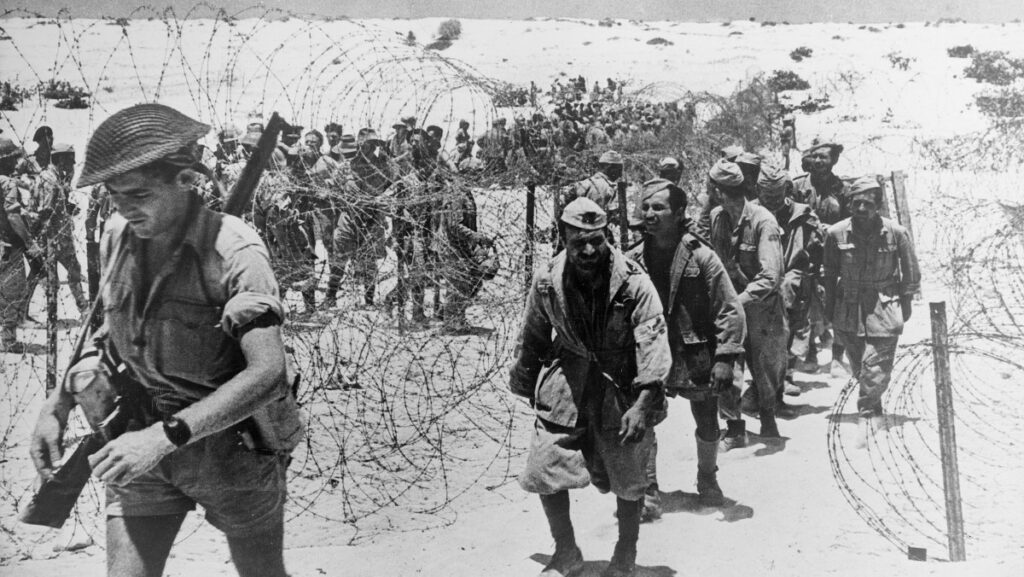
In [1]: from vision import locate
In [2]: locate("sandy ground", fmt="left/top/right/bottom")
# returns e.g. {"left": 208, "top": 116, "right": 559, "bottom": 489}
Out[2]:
{"left": 2, "top": 14, "right": 1024, "bottom": 577}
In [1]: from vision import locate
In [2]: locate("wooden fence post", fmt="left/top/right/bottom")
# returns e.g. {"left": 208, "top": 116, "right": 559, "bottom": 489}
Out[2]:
{"left": 525, "top": 183, "right": 536, "bottom": 294}
{"left": 929, "top": 301, "right": 967, "bottom": 562}
{"left": 890, "top": 170, "right": 914, "bottom": 241}
{"left": 45, "top": 236, "right": 58, "bottom": 394}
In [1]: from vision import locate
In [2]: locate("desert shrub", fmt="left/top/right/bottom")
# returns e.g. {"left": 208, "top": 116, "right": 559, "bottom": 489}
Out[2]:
{"left": 54, "top": 94, "right": 89, "bottom": 109}
{"left": 729, "top": 31, "right": 743, "bottom": 36}
{"left": 790, "top": 46, "right": 813, "bottom": 62}
{"left": 491, "top": 83, "right": 531, "bottom": 107}
{"left": 761, "top": 21, "right": 777, "bottom": 27}
{"left": 975, "top": 88, "right": 1024, "bottom": 118}
{"left": 767, "top": 70, "right": 810, "bottom": 92}
{"left": 886, "top": 52, "right": 914, "bottom": 70}
{"left": 947, "top": 44, "right": 975, "bottom": 58}
{"left": 782, "top": 94, "right": 833, "bottom": 114}
{"left": 405, "top": 31, "right": 416, "bottom": 45}
{"left": 598, "top": 18, "right": 615, "bottom": 28}
{"left": 437, "top": 19, "right": 461, "bottom": 40}
{"left": 38, "top": 79, "right": 91, "bottom": 102}
{"left": 647, "top": 37, "right": 672, "bottom": 46}
{"left": 425, "top": 37, "right": 452, "bottom": 51}
{"left": 963, "top": 50, "right": 1024, "bottom": 85}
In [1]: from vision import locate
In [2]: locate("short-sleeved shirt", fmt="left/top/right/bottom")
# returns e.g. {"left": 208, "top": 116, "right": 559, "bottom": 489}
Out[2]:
{"left": 99, "top": 195, "right": 286, "bottom": 415}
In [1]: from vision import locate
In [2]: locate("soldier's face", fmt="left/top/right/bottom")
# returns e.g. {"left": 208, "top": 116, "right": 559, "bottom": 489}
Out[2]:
{"left": 849, "top": 193, "right": 879, "bottom": 222}
{"left": 106, "top": 169, "right": 191, "bottom": 239}
{"left": 565, "top": 227, "right": 609, "bottom": 276}
{"left": 641, "top": 189, "right": 681, "bottom": 240}
{"left": 758, "top": 184, "right": 787, "bottom": 212}
{"left": 303, "top": 135, "right": 323, "bottom": 152}
{"left": 808, "top": 149, "right": 833, "bottom": 174}
{"left": 326, "top": 132, "right": 341, "bottom": 146}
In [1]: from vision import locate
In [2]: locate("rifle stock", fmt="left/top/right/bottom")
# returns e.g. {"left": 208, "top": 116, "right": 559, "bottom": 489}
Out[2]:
{"left": 18, "top": 433, "right": 106, "bottom": 528}
{"left": 222, "top": 112, "right": 288, "bottom": 217}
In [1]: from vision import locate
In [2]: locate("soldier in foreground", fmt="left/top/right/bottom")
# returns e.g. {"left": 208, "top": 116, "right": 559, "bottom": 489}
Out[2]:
{"left": 628, "top": 178, "right": 745, "bottom": 518}
{"left": 822, "top": 176, "right": 920, "bottom": 447}
{"left": 510, "top": 198, "right": 670, "bottom": 577}
{"left": 29, "top": 104, "right": 301, "bottom": 577}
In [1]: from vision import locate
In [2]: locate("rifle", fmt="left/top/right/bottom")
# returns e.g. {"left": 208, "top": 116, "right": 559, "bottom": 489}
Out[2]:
{"left": 19, "top": 112, "right": 289, "bottom": 529}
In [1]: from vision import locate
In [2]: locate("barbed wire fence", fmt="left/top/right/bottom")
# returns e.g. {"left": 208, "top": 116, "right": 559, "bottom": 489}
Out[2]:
{"left": 1, "top": 4, "right": 1022, "bottom": 566}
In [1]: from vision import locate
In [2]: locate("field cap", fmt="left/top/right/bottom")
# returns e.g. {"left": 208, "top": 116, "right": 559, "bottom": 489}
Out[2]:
{"left": 804, "top": 140, "right": 844, "bottom": 160}
{"left": 720, "top": 144, "right": 744, "bottom": 161}
{"left": 0, "top": 137, "right": 21, "bottom": 160}
{"left": 598, "top": 150, "right": 623, "bottom": 164}
{"left": 77, "top": 103, "right": 211, "bottom": 188}
{"left": 561, "top": 197, "right": 607, "bottom": 231}
{"left": 757, "top": 163, "right": 790, "bottom": 192}
{"left": 708, "top": 158, "right": 744, "bottom": 187}
{"left": 735, "top": 151, "right": 762, "bottom": 167}
{"left": 846, "top": 175, "right": 882, "bottom": 198}
{"left": 658, "top": 156, "right": 680, "bottom": 170}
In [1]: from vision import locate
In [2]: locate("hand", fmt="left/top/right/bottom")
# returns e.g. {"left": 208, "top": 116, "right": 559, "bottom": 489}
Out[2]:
{"left": 711, "top": 360, "right": 734, "bottom": 393}
{"left": 619, "top": 406, "right": 647, "bottom": 445}
{"left": 26, "top": 243, "right": 43, "bottom": 259}
{"left": 900, "top": 295, "right": 913, "bottom": 322}
{"left": 88, "top": 424, "right": 175, "bottom": 486}
{"left": 29, "top": 412, "right": 66, "bottom": 481}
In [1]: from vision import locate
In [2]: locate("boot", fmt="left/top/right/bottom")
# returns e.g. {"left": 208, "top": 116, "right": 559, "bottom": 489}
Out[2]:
{"left": 719, "top": 419, "right": 747, "bottom": 453}
{"left": 539, "top": 492, "right": 583, "bottom": 577}
{"left": 696, "top": 433, "right": 725, "bottom": 507}
{"left": 364, "top": 285, "right": 375, "bottom": 306}
{"left": 603, "top": 498, "right": 639, "bottom": 577}
{"left": 759, "top": 409, "right": 780, "bottom": 438}
{"left": 641, "top": 485, "right": 661, "bottom": 522}
{"left": 0, "top": 326, "right": 26, "bottom": 354}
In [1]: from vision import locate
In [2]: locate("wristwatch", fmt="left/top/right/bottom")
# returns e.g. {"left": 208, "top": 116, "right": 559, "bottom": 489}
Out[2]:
{"left": 163, "top": 416, "right": 192, "bottom": 447}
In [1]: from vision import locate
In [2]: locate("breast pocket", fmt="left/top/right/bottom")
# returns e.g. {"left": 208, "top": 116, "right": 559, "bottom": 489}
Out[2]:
{"left": 153, "top": 300, "right": 241, "bottom": 384}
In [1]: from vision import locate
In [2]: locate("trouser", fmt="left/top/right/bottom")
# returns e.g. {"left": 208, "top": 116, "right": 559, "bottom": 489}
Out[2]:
{"left": 268, "top": 213, "right": 316, "bottom": 309}
{"left": 392, "top": 210, "right": 436, "bottom": 319}
{"left": 24, "top": 233, "right": 89, "bottom": 317}
{"left": 333, "top": 210, "right": 385, "bottom": 304}
{"left": 441, "top": 255, "right": 486, "bottom": 326}
{"left": 721, "top": 296, "right": 788, "bottom": 419}
{"left": 1, "top": 246, "right": 28, "bottom": 335}
{"left": 836, "top": 330, "right": 899, "bottom": 417}
{"left": 644, "top": 396, "right": 719, "bottom": 491}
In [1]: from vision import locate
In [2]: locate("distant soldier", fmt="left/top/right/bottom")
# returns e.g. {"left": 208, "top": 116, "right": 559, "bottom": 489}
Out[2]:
{"left": 334, "top": 138, "right": 389, "bottom": 307}
{"left": 455, "top": 119, "right": 473, "bottom": 164}
{"left": 23, "top": 143, "right": 90, "bottom": 319}
{"left": 1, "top": 137, "right": 41, "bottom": 353}
{"left": 705, "top": 159, "right": 787, "bottom": 449}
{"left": 780, "top": 115, "right": 796, "bottom": 170}
{"left": 324, "top": 122, "right": 344, "bottom": 162}
{"left": 437, "top": 179, "right": 494, "bottom": 334}
{"left": 822, "top": 176, "right": 919, "bottom": 447}
{"left": 792, "top": 141, "right": 849, "bottom": 376}
{"left": 628, "top": 178, "right": 745, "bottom": 520}
{"left": 511, "top": 198, "right": 670, "bottom": 577}
{"left": 557, "top": 150, "right": 624, "bottom": 224}
{"left": 755, "top": 164, "right": 824, "bottom": 397}
{"left": 480, "top": 118, "right": 509, "bottom": 175}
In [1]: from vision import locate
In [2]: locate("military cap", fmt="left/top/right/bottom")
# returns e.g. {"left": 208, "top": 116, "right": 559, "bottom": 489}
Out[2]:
{"left": 0, "top": 137, "right": 20, "bottom": 159}
{"left": 720, "top": 144, "right": 744, "bottom": 161}
{"left": 77, "top": 103, "right": 211, "bottom": 188}
{"left": 392, "top": 122, "right": 406, "bottom": 129}
{"left": 803, "top": 140, "right": 844, "bottom": 160}
{"left": 846, "top": 175, "right": 882, "bottom": 198}
{"left": 598, "top": 150, "right": 623, "bottom": 165}
{"left": 240, "top": 132, "right": 260, "bottom": 148}
{"left": 708, "top": 158, "right": 744, "bottom": 187}
{"left": 658, "top": 156, "right": 680, "bottom": 170}
{"left": 402, "top": 116, "right": 417, "bottom": 126}
{"left": 425, "top": 125, "right": 443, "bottom": 139}
{"left": 560, "top": 197, "right": 607, "bottom": 231}
{"left": 757, "top": 163, "right": 791, "bottom": 192}
{"left": 735, "top": 151, "right": 762, "bottom": 167}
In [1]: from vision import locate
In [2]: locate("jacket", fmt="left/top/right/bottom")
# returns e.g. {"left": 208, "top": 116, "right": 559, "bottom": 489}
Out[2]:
{"left": 707, "top": 200, "right": 785, "bottom": 309}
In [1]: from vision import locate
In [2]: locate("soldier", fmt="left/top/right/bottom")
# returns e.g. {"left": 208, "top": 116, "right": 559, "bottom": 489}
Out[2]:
{"left": 437, "top": 179, "right": 494, "bottom": 334}
{"left": 792, "top": 141, "right": 849, "bottom": 377}
{"left": 627, "top": 178, "right": 745, "bottom": 519}
{"left": 558, "top": 150, "right": 624, "bottom": 221}
{"left": 697, "top": 146, "right": 745, "bottom": 234}
{"left": 22, "top": 143, "right": 90, "bottom": 320}
{"left": 705, "top": 159, "right": 787, "bottom": 449}
{"left": 511, "top": 197, "right": 670, "bottom": 577}
{"left": 734, "top": 152, "right": 762, "bottom": 201}
{"left": 1, "top": 138, "right": 42, "bottom": 353}
{"left": 755, "top": 164, "right": 824, "bottom": 398}
{"left": 29, "top": 103, "right": 300, "bottom": 577}
{"left": 324, "top": 122, "right": 344, "bottom": 161}
{"left": 455, "top": 119, "right": 473, "bottom": 164}
{"left": 334, "top": 137, "right": 389, "bottom": 307}
{"left": 480, "top": 118, "right": 509, "bottom": 175}
{"left": 822, "top": 176, "right": 919, "bottom": 447}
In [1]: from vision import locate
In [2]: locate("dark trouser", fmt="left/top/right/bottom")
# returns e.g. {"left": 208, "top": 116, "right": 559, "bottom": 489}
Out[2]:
{"left": 268, "top": 212, "right": 316, "bottom": 310}
{"left": 721, "top": 297, "right": 789, "bottom": 418}
{"left": 1, "top": 246, "right": 27, "bottom": 337}
{"left": 645, "top": 397, "right": 719, "bottom": 491}
{"left": 836, "top": 330, "right": 899, "bottom": 417}
{"left": 24, "top": 232, "right": 88, "bottom": 316}
{"left": 441, "top": 255, "right": 486, "bottom": 327}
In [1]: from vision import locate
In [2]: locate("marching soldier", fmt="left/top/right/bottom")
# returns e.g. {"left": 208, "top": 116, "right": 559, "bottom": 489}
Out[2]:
{"left": 705, "top": 159, "right": 787, "bottom": 449}
{"left": 627, "top": 178, "right": 745, "bottom": 518}
{"left": 822, "top": 176, "right": 920, "bottom": 447}
{"left": 511, "top": 197, "right": 670, "bottom": 577}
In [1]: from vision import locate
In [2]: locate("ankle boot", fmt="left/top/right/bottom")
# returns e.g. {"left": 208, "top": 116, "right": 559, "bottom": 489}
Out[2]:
{"left": 696, "top": 433, "right": 724, "bottom": 506}
{"left": 603, "top": 498, "right": 639, "bottom": 577}
{"left": 719, "top": 419, "right": 747, "bottom": 452}
{"left": 540, "top": 492, "right": 583, "bottom": 577}
{"left": 759, "top": 409, "right": 780, "bottom": 438}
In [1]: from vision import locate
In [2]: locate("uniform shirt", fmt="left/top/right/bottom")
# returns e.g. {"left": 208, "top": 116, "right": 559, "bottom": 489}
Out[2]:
{"left": 563, "top": 171, "right": 618, "bottom": 215}
{"left": 792, "top": 172, "right": 847, "bottom": 226}
{"left": 0, "top": 175, "right": 27, "bottom": 248}
{"left": 707, "top": 200, "right": 785, "bottom": 307}
{"left": 822, "top": 216, "right": 920, "bottom": 337}
{"left": 99, "top": 196, "right": 286, "bottom": 416}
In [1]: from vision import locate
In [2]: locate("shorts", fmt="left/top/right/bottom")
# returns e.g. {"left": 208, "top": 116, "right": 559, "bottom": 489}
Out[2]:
{"left": 519, "top": 417, "right": 653, "bottom": 501}
{"left": 106, "top": 428, "right": 288, "bottom": 537}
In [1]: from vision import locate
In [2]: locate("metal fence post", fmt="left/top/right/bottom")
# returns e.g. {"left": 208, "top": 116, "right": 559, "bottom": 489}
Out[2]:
{"left": 929, "top": 301, "right": 966, "bottom": 562}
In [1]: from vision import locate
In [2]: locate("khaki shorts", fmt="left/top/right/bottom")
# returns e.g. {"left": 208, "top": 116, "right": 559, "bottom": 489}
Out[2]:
{"left": 519, "top": 417, "right": 652, "bottom": 501}
{"left": 106, "top": 428, "right": 288, "bottom": 537}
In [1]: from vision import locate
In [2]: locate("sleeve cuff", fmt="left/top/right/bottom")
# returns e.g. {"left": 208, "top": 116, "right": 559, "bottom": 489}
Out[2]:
{"left": 222, "top": 291, "right": 286, "bottom": 339}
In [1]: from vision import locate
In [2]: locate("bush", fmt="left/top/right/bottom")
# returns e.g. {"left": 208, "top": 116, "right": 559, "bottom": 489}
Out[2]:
{"left": 886, "top": 52, "right": 914, "bottom": 70}
{"left": 767, "top": 70, "right": 811, "bottom": 92}
{"left": 38, "top": 79, "right": 91, "bottom": 101}
{"left": 647, "top": 37, "right": 673, "bottom": 46}
{"left": 947, "top": 44, "right": 975, "bottom": 58}
{"left": 963, "top": 50, "right": 1024, "bottom": 85}
{"left": 437, "top": 19, "right": 461, "bottom": 40}
{"left": 406, "top": 31, "right": 416, "bottom": 45}
{"left": 975, "top": 88, "right": 1024, "bottom": 118}
{"left": 425, "top": 37, "right": 452, "bottom": 51}
{"left": 598, "top": 18, "right": 615, "bottom": 28}
{"left": 491, "top": 83, "right": 531, "bottom": 107}
{"left": 782, "top": 94, "right": 833, "bottom": 114}
{"left": 790, "top": 46, "right": 813, "bottom": 62}
{"left": 0, "top": 81, "right": 31, "bottom": 111}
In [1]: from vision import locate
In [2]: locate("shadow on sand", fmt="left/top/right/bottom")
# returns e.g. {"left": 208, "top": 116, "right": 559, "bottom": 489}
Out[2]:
{"left": 530, "top": 553, "right": 677, "bottom": 577}
{"left": 657, "top": 490, "right": 754, "bottom": 522}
